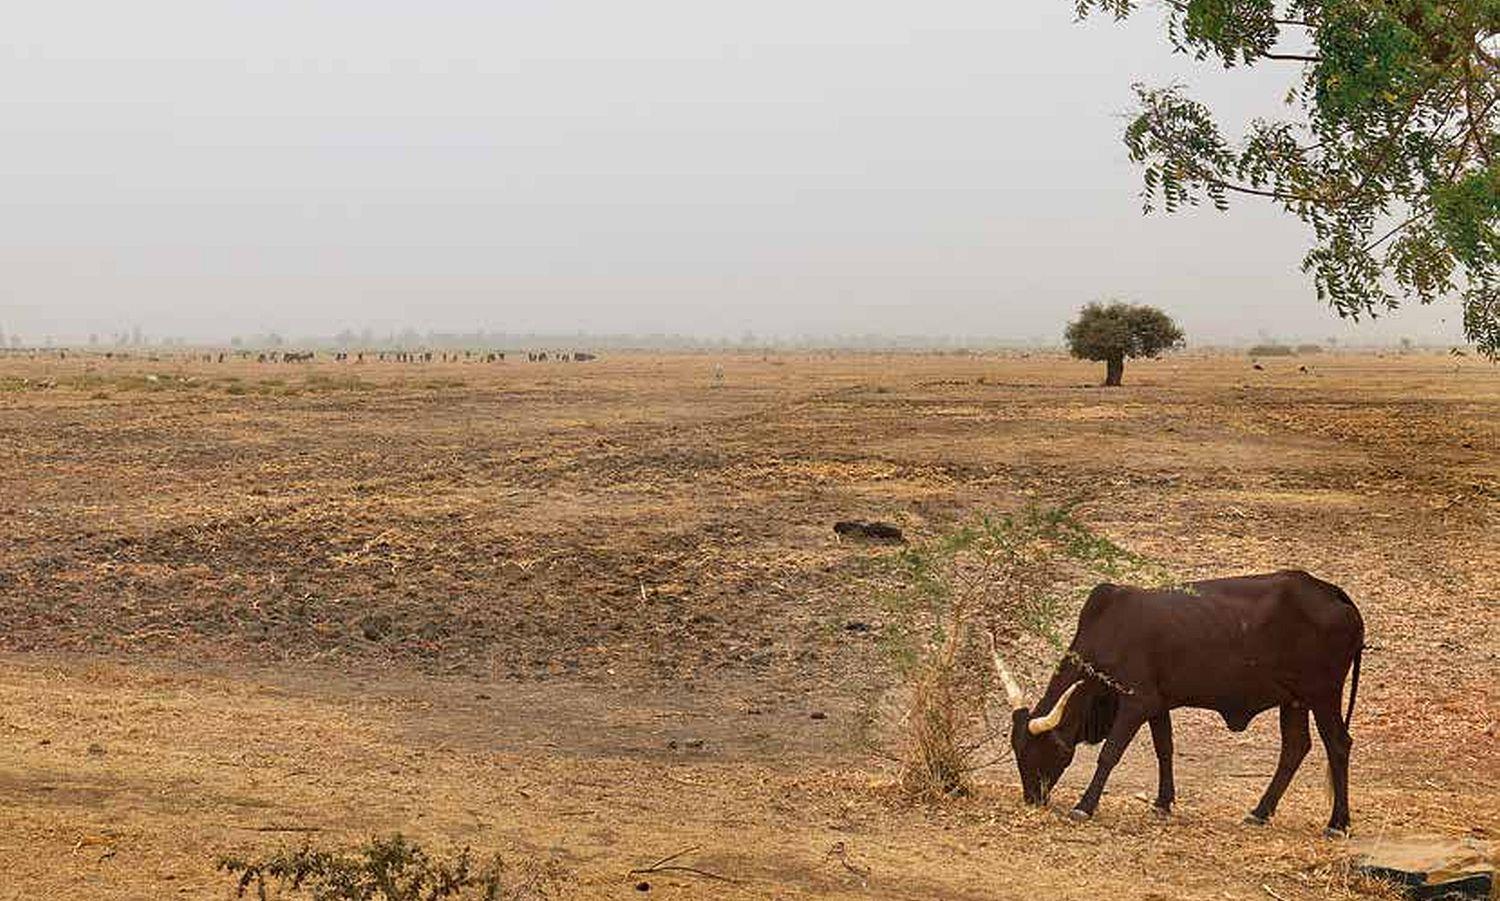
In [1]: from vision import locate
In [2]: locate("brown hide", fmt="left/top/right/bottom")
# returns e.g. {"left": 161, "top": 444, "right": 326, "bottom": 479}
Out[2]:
{"left": 1012, "top": 570, "right": 1364, "bottom": 831}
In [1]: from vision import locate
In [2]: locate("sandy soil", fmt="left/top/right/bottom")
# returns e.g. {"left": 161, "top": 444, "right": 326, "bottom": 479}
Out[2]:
{"left": 0, "top": 349, "right": 1495, "bottom": 899}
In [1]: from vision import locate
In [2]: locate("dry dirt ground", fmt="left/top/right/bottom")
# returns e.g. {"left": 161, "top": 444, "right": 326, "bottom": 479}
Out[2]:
{"left": 0, "top": 350, "right": 1495, "bottom": 900}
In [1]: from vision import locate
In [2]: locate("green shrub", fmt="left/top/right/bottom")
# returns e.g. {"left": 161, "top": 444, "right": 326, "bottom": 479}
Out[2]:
{"left": 218, "top": 834, "right": 563, "bottom": 901}
{"left": 874, "top": 504, "right": 1156, "bottom": 799}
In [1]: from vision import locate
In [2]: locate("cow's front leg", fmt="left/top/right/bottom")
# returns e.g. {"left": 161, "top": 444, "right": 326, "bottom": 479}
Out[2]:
{"left": 1148, "top": 711, "right": 1174, "bottom": 815}
{"left": 1070, "top": 709, "right": 1148, "bottom": 820}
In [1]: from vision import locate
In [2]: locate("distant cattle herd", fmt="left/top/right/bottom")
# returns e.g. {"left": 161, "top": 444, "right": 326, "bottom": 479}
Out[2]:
{"left": 2, "top": 348, "right": 598, "bottom": 365}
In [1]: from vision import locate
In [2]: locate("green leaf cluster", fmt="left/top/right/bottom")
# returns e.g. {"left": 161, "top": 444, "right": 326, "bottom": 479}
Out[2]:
{"left": 1064, "top": 301, "right": 1186, "bottom": 362}
{"left": 881, "top": 503, "right": 1146, "bottom": 654}
{"left": 1079, "top": 0, "right": 1500, "bottom": 354}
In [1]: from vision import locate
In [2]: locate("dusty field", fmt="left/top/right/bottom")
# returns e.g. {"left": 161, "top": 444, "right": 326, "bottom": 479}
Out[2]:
{"left": 0, "top": 350, "right": 1496, "bottom": 899}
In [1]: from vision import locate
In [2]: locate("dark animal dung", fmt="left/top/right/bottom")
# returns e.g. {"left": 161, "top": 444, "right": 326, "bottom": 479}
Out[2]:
{"left": 833, "top": 520, "right": 905, "bottom": 543}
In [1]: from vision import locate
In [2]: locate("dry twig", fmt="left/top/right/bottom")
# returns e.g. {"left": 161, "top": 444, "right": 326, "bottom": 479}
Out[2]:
{"left": 628, "top": 845, "right": 739, "bottom": 884}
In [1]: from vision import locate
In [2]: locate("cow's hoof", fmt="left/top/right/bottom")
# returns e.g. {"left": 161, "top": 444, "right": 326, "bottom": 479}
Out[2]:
{"left": 1323, "top": 826, "right": 1349, "bottom": 840}
{"left": 1150, "top": 805, "right": 1171, "bottom": 820}
{"left": 1067, "top": 808, "right": 1092, "bottom": 823}
{"left": 1242, "top": 813, "right": 1268, "bottom": 827}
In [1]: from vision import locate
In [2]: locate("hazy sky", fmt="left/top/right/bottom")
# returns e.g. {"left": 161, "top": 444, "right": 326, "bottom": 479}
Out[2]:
{"left": 0, "top": 1, "right": 1464, "bottom": 345}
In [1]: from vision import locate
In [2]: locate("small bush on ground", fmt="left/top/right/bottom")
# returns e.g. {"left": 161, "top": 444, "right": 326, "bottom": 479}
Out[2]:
{"left": 218, "top": 834, "right": 564, "bottom": 901}
{"left": 875, "top": 504, "right": 1157, "bottom": 799}
{"left": 302, "top": 373, "right": 372, "bottom": 392}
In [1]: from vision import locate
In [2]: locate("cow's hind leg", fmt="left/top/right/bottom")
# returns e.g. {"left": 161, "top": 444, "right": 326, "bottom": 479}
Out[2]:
{"left": 1312, "top": 700, "right": 1353, "bottom": 837}
{"left": 1148, "top": 711, "right": 1174, "bottom": 815}
{"left": 1070, "top": 708, "right": 1148, "bottom": 820}
{"left": 1246, "top": 704, "right": 1310, "bottom": 825}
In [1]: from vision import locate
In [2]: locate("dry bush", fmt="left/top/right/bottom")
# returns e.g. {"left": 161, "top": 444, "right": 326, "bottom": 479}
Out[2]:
{"left": 877, "top": 505, "right": 1151, "bottom": 800}
{"left": 897, "top": 603, "right": 974, "bottom": 799}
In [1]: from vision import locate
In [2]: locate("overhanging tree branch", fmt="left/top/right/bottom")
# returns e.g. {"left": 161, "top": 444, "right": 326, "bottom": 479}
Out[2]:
{"left": 1077, "top": 0, "right": 1497, "bottom": 355}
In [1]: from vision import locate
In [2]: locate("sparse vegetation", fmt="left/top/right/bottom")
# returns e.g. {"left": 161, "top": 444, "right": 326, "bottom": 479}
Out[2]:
{"left": 1249, "top": 344, "right": 1298, "bottom": 356}
{"left": 877, "top": 505, "right": 1147, "bottom": 799}
{"left": 218, "top": 834, "right": 563, "bottom": 901}
{"left": 0, "top": 351, "right": 1493, "bottom": 900}
{"left": 303, "top": 373, "right": 374, "bottom": 393}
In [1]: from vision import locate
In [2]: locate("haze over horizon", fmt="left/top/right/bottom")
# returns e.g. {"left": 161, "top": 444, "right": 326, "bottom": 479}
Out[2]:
{"left": 1, "top": 2, "right": 1468, "bottom": 348}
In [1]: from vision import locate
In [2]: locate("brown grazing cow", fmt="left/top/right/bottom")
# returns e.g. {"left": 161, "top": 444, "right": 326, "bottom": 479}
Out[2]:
{"left": 993, "top": 570, "right": 1364, "bottom": 836}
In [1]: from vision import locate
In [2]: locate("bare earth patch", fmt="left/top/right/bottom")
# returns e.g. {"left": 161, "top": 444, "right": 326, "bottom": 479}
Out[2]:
{"left": 0, "top": 350, "right": 1495, "bottom": 899}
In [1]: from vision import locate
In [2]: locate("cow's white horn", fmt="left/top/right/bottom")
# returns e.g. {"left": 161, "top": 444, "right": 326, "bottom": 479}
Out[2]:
{"left": 986, "top": 631, "right": 1027, "bottom": 711}
{"left": 1027, "top": 680, "right": 1082, "bottom": 735}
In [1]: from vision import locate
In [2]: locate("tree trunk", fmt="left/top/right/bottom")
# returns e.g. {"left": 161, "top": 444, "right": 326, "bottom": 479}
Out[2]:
{"left": 1104, "top": 356, "right": 1124, "bottom": 387}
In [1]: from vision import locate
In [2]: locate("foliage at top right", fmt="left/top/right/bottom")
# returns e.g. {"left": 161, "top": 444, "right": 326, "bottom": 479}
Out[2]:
{"left": 1075, "top": 0, "right": 1498, "bottom": 355}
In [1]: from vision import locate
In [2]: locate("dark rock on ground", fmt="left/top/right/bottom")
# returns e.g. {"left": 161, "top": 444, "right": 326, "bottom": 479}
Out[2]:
{"left": 1352, "top": 835, "right": 1494, "bottom": 900}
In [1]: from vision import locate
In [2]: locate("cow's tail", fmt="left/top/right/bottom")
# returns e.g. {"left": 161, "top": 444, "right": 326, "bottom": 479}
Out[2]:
{"left": 1326, "top": 580, "right": 1363, "bottom": 732}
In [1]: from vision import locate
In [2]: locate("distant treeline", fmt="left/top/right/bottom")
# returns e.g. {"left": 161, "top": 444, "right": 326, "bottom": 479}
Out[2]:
{"left": 0, "top": 325, "right": 1452, "bottom": 355}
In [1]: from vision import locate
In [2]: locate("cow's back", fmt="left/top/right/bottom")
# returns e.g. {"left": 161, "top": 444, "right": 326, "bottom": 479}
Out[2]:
{"left": 1070, "top": 571, "right": 1362, "bottom": 717}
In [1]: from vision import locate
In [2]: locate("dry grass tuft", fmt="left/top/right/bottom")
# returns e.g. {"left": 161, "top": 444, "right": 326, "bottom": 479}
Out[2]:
{"left": 898, "top": 612, "right": 979, "bottom": 799}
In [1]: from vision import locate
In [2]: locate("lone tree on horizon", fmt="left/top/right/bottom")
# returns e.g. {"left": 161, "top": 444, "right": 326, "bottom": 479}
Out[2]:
{"left": 1065, "top": 301, "right": 1184, "bottom": 386}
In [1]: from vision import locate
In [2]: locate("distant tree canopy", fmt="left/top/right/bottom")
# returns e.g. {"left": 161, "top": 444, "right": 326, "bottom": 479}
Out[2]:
{"left": 1072, "top": 0, "right": 1499, "bottom": 356}
{"left": 1065, "top": 302, "right": 1185, "bottom": 385}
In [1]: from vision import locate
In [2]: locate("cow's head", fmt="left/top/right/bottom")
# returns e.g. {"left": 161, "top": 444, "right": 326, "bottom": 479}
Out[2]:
{"left": 989, "top": 636, "right": 1083, "bottom": 805}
